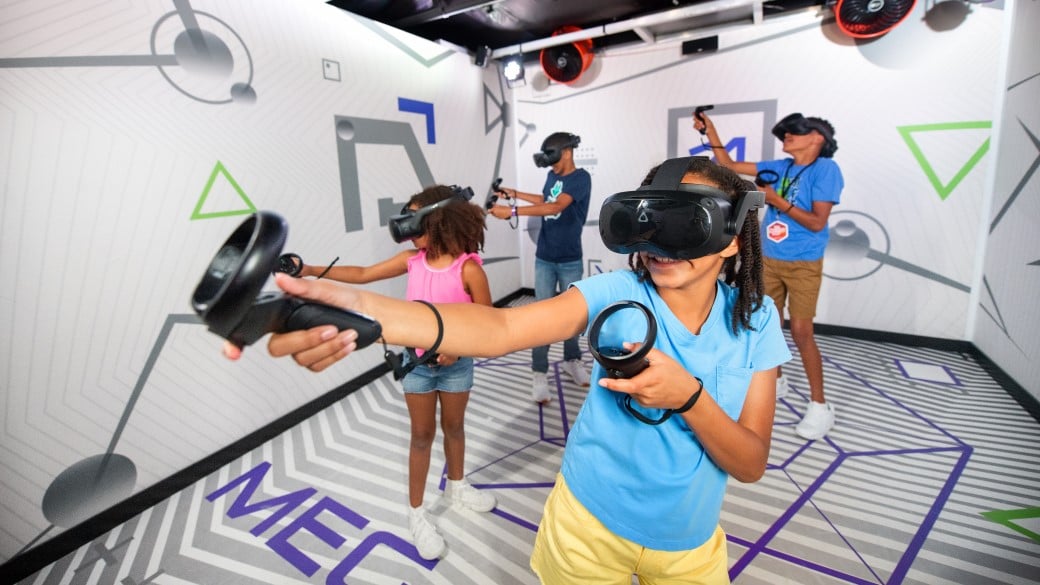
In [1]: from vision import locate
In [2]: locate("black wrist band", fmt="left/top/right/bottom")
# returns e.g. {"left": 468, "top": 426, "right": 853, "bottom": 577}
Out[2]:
{"left": 624, "top": 376, "right": 704, "bottom": 425}
{"left": 415, "top": 300, "right": 444, "bottom": 356}
{"left": 672, "top": 377, "right": 704, "bottom": 414}
{"left": 785, "top": 202, "right": 795, "bottom": 213}
{"left": 709, "top": 144, "right": 725, "bottom": 149}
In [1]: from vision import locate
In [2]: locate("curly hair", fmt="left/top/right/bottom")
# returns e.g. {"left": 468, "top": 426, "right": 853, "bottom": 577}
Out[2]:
{"left": 407, "top": 185, "right": 486, "bottom": 258}
{"left": 627, "top": 157, "right": 764, "bottom": 334}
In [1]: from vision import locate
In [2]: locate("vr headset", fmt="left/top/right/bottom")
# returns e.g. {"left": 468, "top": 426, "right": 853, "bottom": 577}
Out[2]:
{"left": 772, "top": 113, "right": 838, "bottom": 158}
{"left": 533, "top": 132, "right": 581, "bottom": 168}
{"left": 599, "top": 157, "right": 764, "bottom": 260}
{"left": 388, "top": 185, "right": 474, "bottom": 243}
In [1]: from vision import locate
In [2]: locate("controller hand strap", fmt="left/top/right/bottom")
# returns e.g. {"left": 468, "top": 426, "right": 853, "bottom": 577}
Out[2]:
{"left": 623, "top": 376, "right": 703, "bottom": 425}
{"left": 383, "top": 300, "right": 444, "bottom": 380}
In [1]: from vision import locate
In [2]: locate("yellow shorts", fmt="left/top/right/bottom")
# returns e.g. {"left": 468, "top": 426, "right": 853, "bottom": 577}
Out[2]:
{"left": 763, "top": 257, "right": 824, "bottom": 320}
{"left": 530, "top": 475, "right": 730, "bottom": 585}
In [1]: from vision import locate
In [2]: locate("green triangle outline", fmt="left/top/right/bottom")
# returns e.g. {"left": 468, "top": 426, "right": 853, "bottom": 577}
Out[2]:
{"left": 191, "top": 160, "right": 257, "bottom": 220}
{"left": 897, "top": 121, "right": 991, "bottom": 201}
{"left": 981, "top": 506, "right": 1040, "bottom": 543}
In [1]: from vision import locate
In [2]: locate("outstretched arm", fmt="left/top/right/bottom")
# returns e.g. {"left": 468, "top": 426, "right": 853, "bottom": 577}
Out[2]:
{"left": 227, "top": 273, "right": 589, "bottom": 371}
{"left": 299, "top": 250, "right": 412, "bottom": 283}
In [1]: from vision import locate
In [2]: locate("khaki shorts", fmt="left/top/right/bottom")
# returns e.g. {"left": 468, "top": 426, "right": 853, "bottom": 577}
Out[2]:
{"left": 530, "top": 474, "right": 730, "bottom": 585}
{"left": 763, "top": 257, "right": 824, "bottom": 320}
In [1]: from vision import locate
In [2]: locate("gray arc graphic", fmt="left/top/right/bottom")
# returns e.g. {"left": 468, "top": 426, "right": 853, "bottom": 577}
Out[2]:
{"left": 825, "top": 210, "right": 969, "bottom": 291}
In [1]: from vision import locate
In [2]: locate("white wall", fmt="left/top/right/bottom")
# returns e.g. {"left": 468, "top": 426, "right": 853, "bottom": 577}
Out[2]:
{"left": 510, "top": 4, "right": 1007, "bottom": 343}
{"left": 0, "top": 0, "right": 518, "bottom": 561}
{"left": 973, "top": 0, "right": 1040, "bottom": 400}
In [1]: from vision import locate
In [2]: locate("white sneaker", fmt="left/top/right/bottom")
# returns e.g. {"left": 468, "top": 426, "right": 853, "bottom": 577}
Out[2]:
{"left": 446, "top": 478, "right": 497, "bottom": 512}
{"left": 561, "top": 359, "right": 591, "bottom": 387}
{"left": 531, "top": 372, "right": 551, "bottom": 404}
{"left": 796, "top": 401, "right": 835, "bottom": 440}
{"left": 408, "top": 506, "right": 446, "bottom": 560}
{"left": 775, "top": 375, "right": 790, "bottom": 400}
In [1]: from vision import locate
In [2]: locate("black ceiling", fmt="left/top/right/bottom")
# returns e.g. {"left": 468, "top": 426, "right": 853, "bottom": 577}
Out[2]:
{"left": 327, "top": 0, "right": 817, "bottom": 55}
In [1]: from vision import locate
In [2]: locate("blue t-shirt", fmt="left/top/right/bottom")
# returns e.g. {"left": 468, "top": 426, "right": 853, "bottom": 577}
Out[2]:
{"left": 536, "top": 168, "right": 591, "bottom": 263}
{"left": 757, "top": 158, "right": 843, "bottom": 261}
{"left": 564, "top": 271, "right": 791, "bottom": 551}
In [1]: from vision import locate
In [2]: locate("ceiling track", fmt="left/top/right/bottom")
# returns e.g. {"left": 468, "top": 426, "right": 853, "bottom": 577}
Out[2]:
{"left": 488, "top": 0, "right": 766, "bottom": 59}
{"left": 393, "top": 0, "right": 506, "bottom": 28}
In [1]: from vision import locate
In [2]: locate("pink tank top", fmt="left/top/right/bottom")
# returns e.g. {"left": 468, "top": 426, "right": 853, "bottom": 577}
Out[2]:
{"left": 405, "top": 250, "right": 482, "bottom": 304}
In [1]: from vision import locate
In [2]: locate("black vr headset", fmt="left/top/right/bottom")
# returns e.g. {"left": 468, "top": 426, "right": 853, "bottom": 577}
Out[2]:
{"left": 772, "top": 113, "right": 838, "bottom": 158}
{"left": 388, "top": 185, "right": 474, "bottom": 243}
{"left": 533, "top": 132, "right": 581, "bottom": 168}
{"left": 599, "top": 157, "right": 764, "bottom": 260}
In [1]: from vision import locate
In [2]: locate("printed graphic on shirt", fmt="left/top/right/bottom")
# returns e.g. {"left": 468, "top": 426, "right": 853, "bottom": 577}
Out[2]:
{"left": 546, "top": 180, "right": 563, "bottom": 220}
{"left": 767, "top": 220, "right": 789, "bottom": 243}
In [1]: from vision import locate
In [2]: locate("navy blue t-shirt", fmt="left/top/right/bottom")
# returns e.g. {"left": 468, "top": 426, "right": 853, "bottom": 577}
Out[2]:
{"left": 536, "top": 168, "right": 591, "bottom": 263}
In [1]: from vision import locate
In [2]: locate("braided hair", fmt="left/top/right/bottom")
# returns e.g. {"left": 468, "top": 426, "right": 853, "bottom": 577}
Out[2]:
{"left": 408, "top": 185, "right": 487, "bottom": 259}
{"left": 627, "top": 157, "right": 764, "bottom": 334}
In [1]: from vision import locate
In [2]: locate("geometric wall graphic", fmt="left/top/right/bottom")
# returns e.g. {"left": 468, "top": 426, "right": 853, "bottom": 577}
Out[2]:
{"left": 350, "top": 16, "right": 455, "bottom": 68}
{"left": 825, "top": 210, "right": 970, "bottom": 292}
{"left": 333, "top": 116, "right": 436, "bottom": 233}
{"left": 989, "top": 119, "right": 1040, "bottom": 233}
{"left": 323, "top": 58, "right": 341, "bottom": 82}
{"left": 190, "top": 161, "right": 257, "bottom": 220}
{"left": 667, "top": 100, "right": 779, "bottom": 162}
{"left": 897, "top": 121, "right": 992, "bottom": 200}
{"left": 689, "top": 136, "right": 747, "bottom": 161}
{"left": 397, "top": 98, "right": 436, "bottom": 144}
{"left": 0, "top": 2, "right": 258, "bottom": 106}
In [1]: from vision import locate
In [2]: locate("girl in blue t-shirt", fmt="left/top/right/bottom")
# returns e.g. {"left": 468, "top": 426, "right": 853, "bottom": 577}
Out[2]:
{"left": 227, "top": 158, "right": 790, "bottom": 584}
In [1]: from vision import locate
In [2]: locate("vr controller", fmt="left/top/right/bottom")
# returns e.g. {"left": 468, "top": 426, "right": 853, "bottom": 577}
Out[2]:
{"left": 694, "top": 105, "right": 714, "bottom": 135}
{"left": 275, "top": 253, "right": 303, "bottom": 276}
{"left": 191, "top": 211, "right": 382, "bottom": 349}
{"left": 588, "top": 301, "right": 656, "bottom": 379}
{"left": 589, "top": 300, "right": 685, "bottom": 426}
{"left": 755, "top": 169, "right": 779, "bottom": 187}
{"left": 485, "top": 177, "right": 506, "bottom": 210}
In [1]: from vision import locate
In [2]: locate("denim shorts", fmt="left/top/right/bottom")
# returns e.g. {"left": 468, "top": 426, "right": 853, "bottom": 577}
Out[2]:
{"left": 401, "top": 356, "right": 475, "bottom": 394}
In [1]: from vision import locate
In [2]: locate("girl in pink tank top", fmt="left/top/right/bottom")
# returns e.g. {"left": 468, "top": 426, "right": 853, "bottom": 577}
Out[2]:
{"left": 294, "top": 184, "right": 494, "bottom": 561}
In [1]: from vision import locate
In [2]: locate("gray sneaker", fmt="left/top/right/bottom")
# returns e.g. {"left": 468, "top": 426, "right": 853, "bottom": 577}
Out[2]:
{"left": 531, "top": 372, "right": 550, "bottom": 404}
{"left": 561, "top": 359, "right": 590, "bottom": 387}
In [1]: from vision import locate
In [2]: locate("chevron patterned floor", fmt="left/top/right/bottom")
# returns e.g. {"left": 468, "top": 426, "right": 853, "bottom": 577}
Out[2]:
{"left": 13, "top": 319, "right": 1040, "bottom": 584}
